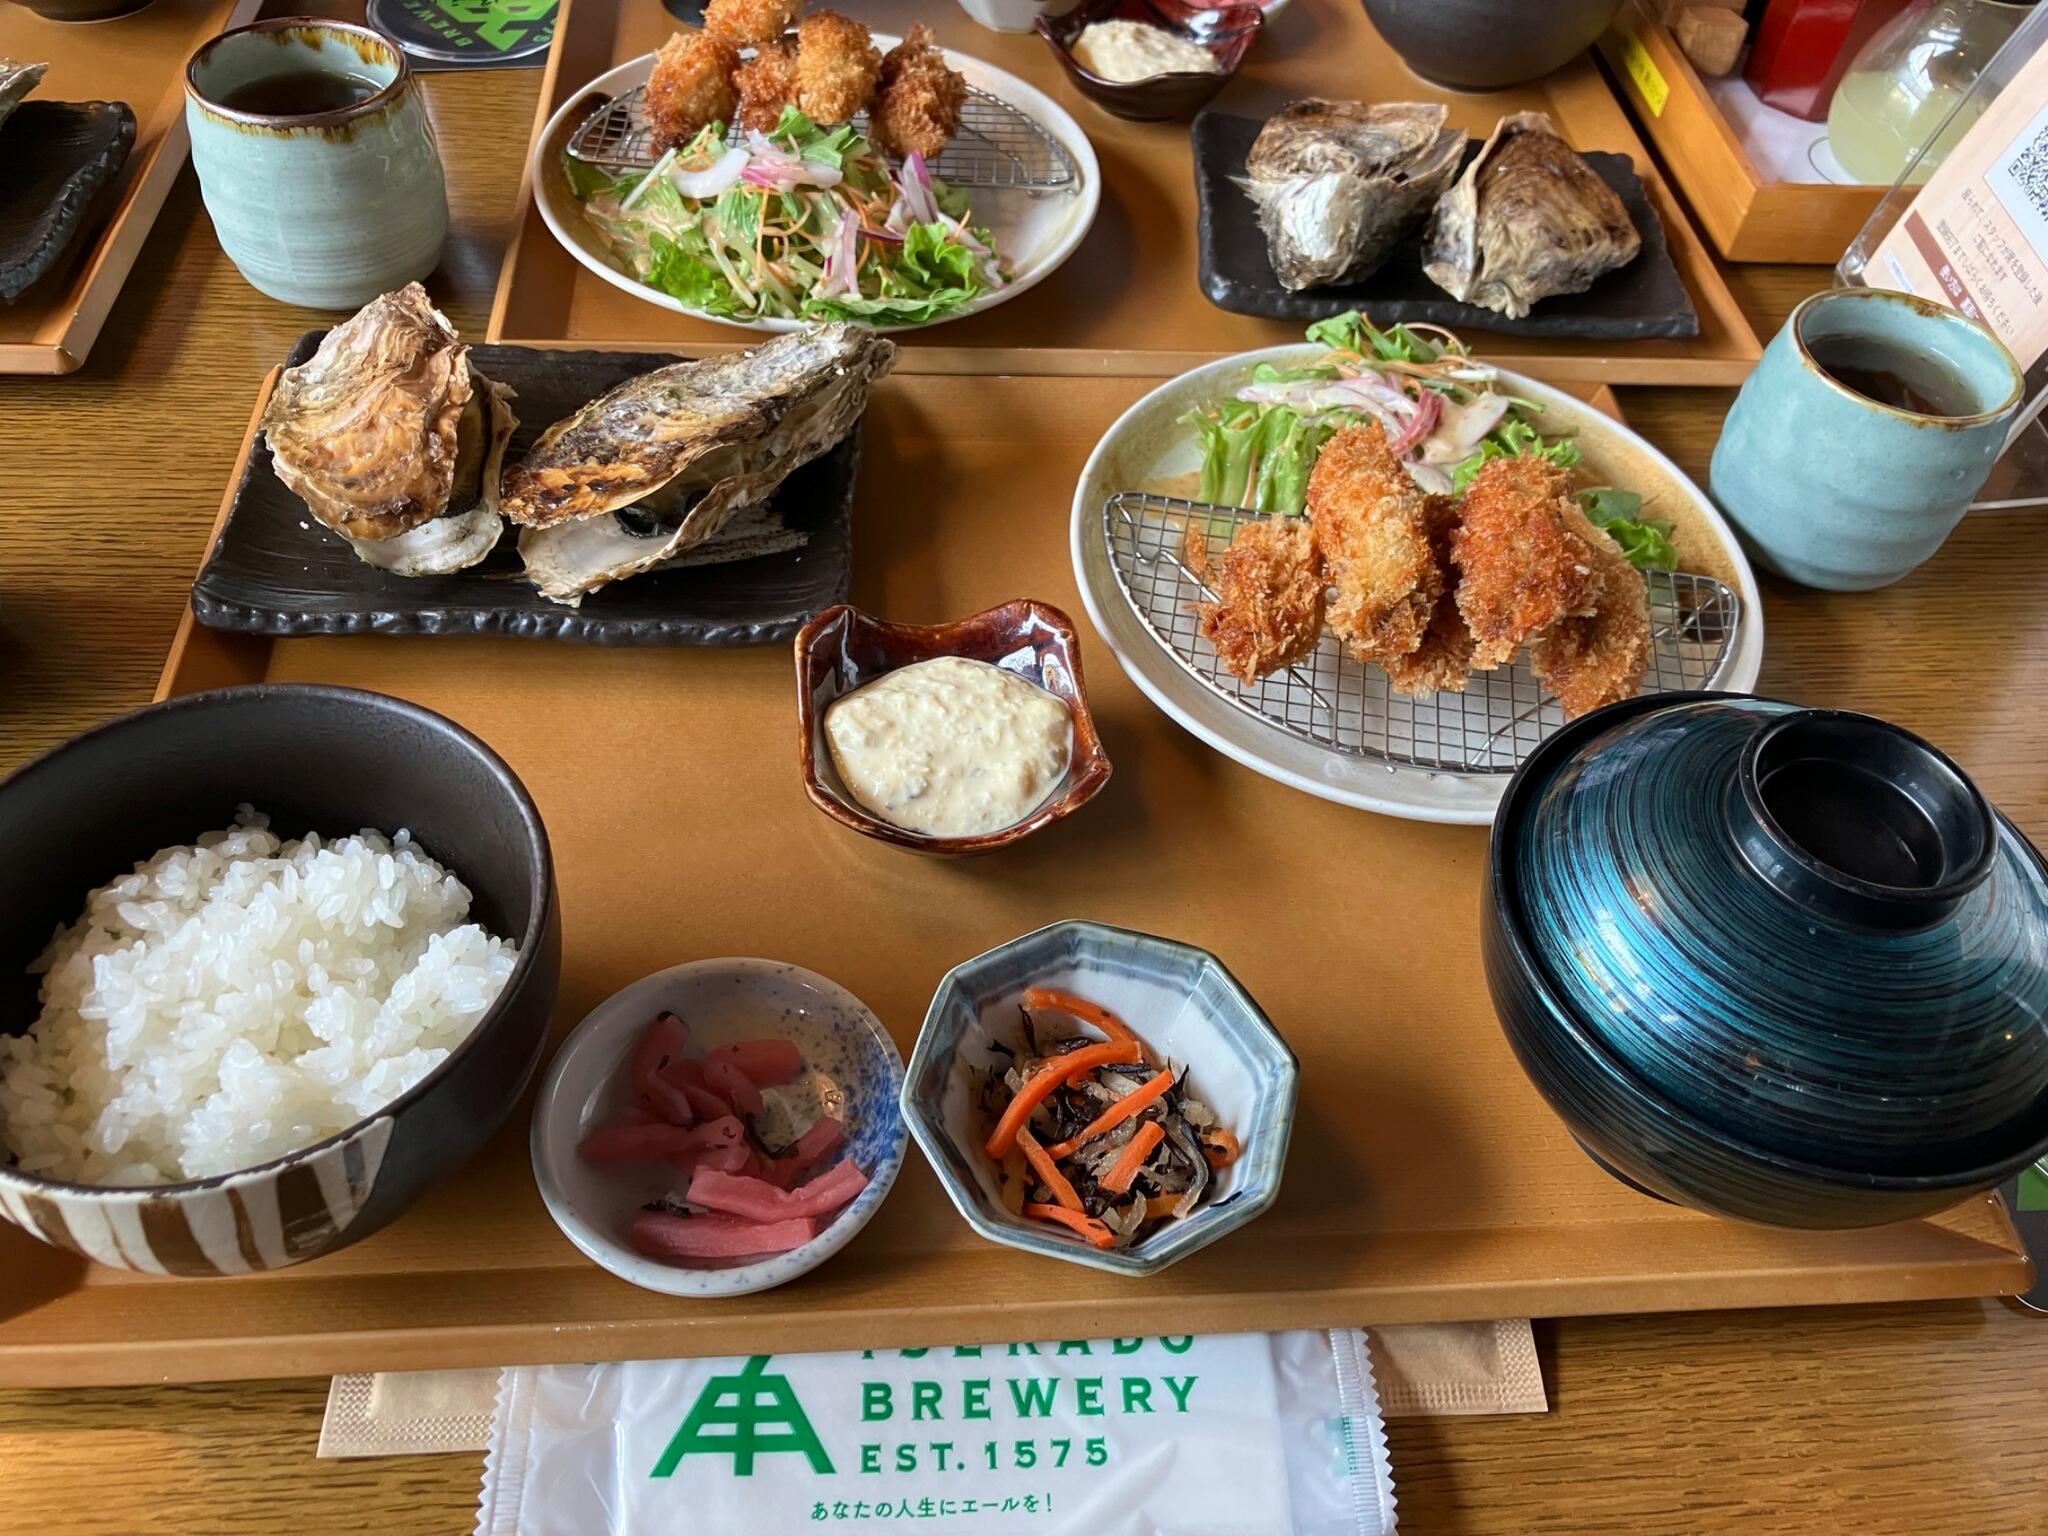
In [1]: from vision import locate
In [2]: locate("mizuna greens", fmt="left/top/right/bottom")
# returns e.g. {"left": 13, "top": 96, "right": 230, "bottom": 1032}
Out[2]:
{"left": 566, "top": 107, "right": 1005, "bottom": 326}
{"left": 1184, "top": 312, "right": 1676, "bottom": 570}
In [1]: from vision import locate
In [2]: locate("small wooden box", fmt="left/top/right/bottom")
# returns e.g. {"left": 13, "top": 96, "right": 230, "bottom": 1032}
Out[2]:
{"left": 1599, "top": 2, "right": 1885, "bottom": 264}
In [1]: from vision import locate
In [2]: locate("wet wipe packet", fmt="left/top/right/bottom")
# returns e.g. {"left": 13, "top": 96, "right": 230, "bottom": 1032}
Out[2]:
{"left": 477, "top": 1330, "right": 1396, "bottom": 1535}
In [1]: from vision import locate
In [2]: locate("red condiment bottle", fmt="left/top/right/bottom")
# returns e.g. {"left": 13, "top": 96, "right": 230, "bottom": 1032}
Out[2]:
{"left": 1744, "top": 0, "right": 1915, "bottom": 119}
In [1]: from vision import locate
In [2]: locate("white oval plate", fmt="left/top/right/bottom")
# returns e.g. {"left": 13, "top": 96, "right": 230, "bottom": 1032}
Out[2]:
{"left": 1070, "top": 347, "right": 1766, "bottom": 825}
{"left": 531, "top": 38, "right": 1101, "bottom": 335}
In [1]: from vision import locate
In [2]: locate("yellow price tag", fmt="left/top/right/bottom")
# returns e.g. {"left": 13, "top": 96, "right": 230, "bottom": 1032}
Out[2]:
{"left": 1612, "top": 27, "right": 1670, "bottom": 117}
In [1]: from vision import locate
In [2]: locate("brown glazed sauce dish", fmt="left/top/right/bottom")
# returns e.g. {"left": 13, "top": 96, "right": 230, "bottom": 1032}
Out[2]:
{"left": 1036, "top": 0, "right": 1264, "bottom": 122}
{"left": 793, "top": 600, "right": 1113, "bottom": 856}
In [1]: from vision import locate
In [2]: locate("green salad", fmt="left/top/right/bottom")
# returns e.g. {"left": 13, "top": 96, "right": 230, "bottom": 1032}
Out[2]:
{"left": 565, "top": 108, "right": 1006, "bottom": 326}
{"left": 1184, "top": 313, "right": 1676, "bottom": 571}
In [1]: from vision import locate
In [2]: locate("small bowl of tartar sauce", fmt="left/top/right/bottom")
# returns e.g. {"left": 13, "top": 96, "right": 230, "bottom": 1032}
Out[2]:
{"left": 794, "top": 599, "right": 1114, "bottom": 856}
{"left": 1036, "top": 0, "right": 1264, "bottom": 122}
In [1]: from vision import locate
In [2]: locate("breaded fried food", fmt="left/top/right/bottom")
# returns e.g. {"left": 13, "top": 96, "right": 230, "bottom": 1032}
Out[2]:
{"left": 1380, "top": 494, "right": 1474, "bottom": 696}
{"left": 703, "top": 0, "right": 799, "bottom": 47}
{"left": 1529, "top": 509, "right": 1651, "bottom": 718}
{"left": 796, "top": 10, "right": 882, "bottom": 125}
{"left": 644, "top": 27, "right": 740, "bottom": 151}
{"left": 1307, "top": 423, "right": 1440, "bottom": 666}
{"left": 1191, "top": 518, "right": 1327, "bottom": 685}
{"left": 1450, "top": 455, "right": 1601, "bottom": 669}
{"left": 734, "top": 40, "right": 801, "bottom": 133}
{"left": 870, "top": 23, "right": 968, "bottom": 160}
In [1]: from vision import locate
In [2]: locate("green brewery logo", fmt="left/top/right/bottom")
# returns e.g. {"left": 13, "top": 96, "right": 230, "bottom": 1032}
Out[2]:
{"left": 390, "top": 0, "right": 557, "bottom": 56}
{"left": 652, "top": 1356, "right": 835, "bottom": 1478}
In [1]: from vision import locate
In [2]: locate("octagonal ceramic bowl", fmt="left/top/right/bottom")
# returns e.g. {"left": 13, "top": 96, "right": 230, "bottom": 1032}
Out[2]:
{"left": 902, "top": 920, "right": 1296, "bottom": 1275}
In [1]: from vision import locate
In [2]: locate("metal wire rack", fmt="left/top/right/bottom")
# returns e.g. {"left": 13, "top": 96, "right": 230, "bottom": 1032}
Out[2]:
{"left": 568, "top": 84, "right": 1080, "bottom": 193}
{"left": 1105, "top": 491, "right": 1741, "bottom": 776}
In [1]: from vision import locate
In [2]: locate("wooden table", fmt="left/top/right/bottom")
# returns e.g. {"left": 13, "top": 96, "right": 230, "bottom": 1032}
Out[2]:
{"left": 0, "top": 54, "right": 2044, "bottom": 1536}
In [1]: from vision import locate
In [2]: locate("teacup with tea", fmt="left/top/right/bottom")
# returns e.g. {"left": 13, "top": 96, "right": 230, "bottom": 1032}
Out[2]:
{"left": 184, "top": 19, "right": 447, "bottom": 311}
{"left": 1711, "top": 288, "right": 2024, "bottom": 591}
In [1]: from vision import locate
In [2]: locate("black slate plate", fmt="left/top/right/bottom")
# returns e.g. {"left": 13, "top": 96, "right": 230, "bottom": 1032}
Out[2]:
{"left": 0, "top": 100, "right": 136, "bottom": 304}
{"left": 191, "top": 336, "right": 859, "bottom": 646}
{"left": 1192, "top": 109, "right": 1699, "bottom": 340}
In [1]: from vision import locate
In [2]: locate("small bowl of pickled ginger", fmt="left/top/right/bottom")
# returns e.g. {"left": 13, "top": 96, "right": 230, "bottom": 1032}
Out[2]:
{"left": 530, "top": 958, "right": 906, "bottom": 1297}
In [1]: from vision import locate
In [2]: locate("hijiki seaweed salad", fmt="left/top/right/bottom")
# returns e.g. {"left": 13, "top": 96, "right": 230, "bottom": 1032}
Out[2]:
{"left": 980, "top": 988, "right": 1240, "bottom": 1252}
{"left": 565, "top": 107, "right": 1007, "bottom": 325}
{"left": 1185, "top": 311, "right": 1676, "bottom": 570}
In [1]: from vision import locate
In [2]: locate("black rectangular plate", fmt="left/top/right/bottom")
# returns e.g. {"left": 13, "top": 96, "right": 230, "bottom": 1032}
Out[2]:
{"left": 190, "top": 335, "right": 859, "bottom": 646}
{"left": 1192, "top": 110, "right": 1699, "bottom": 340}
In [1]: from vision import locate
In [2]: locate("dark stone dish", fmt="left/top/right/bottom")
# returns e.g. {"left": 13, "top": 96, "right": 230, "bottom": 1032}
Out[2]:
{"left": 0, "top": 100, "right": 136, "bottom": 304}
{"left": 191, "top": 334, "right": 860, "bottom": 646}
{"left": 793, "top": 599, "right": 1114, "bottom": 857}
{"left": 1484, "top": 692, "right": 2048, "bottom": 1228}
{"left": 1361, "top": 0, "right": 1623, "bottom": 90}
{"left": 1192, "top": 109, "right": 1698, "bottom": 339}
{"left": 0, "top": 685, "right": 560, "bottom": 1275}
{"left": 1036, "top": 0, "right": 1263, "bottom": 123}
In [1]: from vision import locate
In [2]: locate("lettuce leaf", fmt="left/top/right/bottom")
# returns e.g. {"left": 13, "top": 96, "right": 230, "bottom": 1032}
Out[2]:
{"left": 644, "top": 234, "right": 747, "bottom": 316}
{"left": 562, "top": 156, "right": 620, "bottom": 200}
{"left": 1187, "top": 402, "right": 1359, "bottom": 515}
{"left": 1449, "top": 416, "right": 1583, "bottom": 491}
{"left": 1578, "top": 487, "right": 1678, "bottom": 571}
{"left": 1305, "top": 311, "right": 1445, "bottom": 364}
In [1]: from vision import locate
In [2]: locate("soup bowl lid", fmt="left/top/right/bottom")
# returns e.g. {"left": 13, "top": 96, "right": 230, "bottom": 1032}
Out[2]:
{"left": 1494, "top": 693, "right": 2048, "bottom": 1178}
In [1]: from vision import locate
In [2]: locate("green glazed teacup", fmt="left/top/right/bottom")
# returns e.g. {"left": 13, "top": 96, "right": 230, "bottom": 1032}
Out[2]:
{"left": 184, "top": 18, "right": 447, "bottom": 311}
{"left": 1709, "top": 288, "right": 2023, "bottom": 591}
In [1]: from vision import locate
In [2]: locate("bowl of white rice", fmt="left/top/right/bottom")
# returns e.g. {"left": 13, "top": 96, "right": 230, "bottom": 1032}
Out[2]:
{"left": 0, "top": 685, "right": 559, "bottom": 1276}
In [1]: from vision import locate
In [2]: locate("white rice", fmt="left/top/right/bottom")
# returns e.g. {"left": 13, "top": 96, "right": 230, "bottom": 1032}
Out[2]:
{"left": 0, "top": 808, "right": 518, "bottom": 1186}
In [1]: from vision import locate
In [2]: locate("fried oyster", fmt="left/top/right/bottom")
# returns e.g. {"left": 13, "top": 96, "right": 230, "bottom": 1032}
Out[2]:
{"left": 1422, "top": 111, "right": 1641, "bottom": 319}
{"left": 259, "top": 283, "right": 516, "bottom": 576}
{"left": 502, "top": 323, "right": 895, "bottom": 606}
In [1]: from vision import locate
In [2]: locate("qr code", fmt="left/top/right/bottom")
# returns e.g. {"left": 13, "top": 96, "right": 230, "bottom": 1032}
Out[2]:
{"left": 2005, "top": 123, "right": 2048, "bottom": 221}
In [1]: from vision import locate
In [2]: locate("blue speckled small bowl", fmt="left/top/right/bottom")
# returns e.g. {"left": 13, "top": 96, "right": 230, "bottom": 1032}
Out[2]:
{"left": 531, "top": 959, "right": 906, "bottom": 1297}
{"left": 1486, "top": 692, "right": 2048, "bottom": 1228}
{"left": 903, "top": 920, "right": 1296, "bottom": 1275}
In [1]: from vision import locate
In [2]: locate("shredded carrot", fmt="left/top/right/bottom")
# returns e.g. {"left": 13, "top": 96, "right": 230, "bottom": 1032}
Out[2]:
{"left": 1101, "top": 1121, "right": 1165, "bottom": 1195}
{"left": 1021, "top": 988, "right": 1148, "bottom": 1058}
{"left": 1201, "top": 1127, "right": 1241, "bottom": 1168}
{"left": 984, "top": 1041, "right": 1141, "bottom": 1157}
{"left": 1044, "top": 1069, "right": 1175, "bottom": 1159}
{"left": 1024, "top": 1202, "right": 1116, "bottom": 1250}
{"left": 1016, "top": 1126, "right": 1083, "bottom": 1213}
{"left": 1144, "top": 1192, "right": 1193, "bottom": 1223}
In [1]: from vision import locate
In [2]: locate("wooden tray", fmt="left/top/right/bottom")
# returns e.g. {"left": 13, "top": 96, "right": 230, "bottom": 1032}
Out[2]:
{"left": 487, "top": 0, "right": 1763, "bottom": 384}
{"left": 0, "top": 371, "right": 2027, "bottom": 1389}
{"left": 0, "top": 0, "right": 260, "bottom": 375}
{"left": 1599, "top": 4, "right": 1884, "bottom": 265}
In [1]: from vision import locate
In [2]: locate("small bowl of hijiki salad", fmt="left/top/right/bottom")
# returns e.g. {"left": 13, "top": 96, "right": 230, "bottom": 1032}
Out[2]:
{"left": 902, "top": 920, "right": 1297, "bottom": 1276}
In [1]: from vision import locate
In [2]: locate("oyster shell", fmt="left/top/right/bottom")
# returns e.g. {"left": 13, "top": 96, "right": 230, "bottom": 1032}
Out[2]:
{"left": 1422, "top": 111, "right": 1641, "bottom": 320}
{"left": 1237, "top": 99, "right": 1466, "bottom": 291}
{"left": 260, "top": 283, "right": 517, "bottom": 575}
{"left": 506, "top": 323, "right": 895, "bottom": 606}
{"left": 0, "top": 59, "right": 46, "bottom": 134}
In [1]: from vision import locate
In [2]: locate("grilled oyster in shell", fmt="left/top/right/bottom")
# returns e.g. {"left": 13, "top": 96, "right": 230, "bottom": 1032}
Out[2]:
{"left": 505, "top": 323, "right": 895, "bottom": 606}
{"left": 260, "top": 284, "right": 516, "bottom": 574}
{"left": 1238, "top": 100, "right": 1466, "bottom": 291}
{"left": 0, "top": 59, "right": 46, "bottom": 133}
{"left": 1422, "top": 112, "right": 1641, "bottom": 320}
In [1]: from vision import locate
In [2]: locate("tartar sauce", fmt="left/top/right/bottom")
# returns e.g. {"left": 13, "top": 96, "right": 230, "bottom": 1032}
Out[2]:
{"left": 1071, "top": 20, "right": 1223, "bottom": 82}
{"left": 823, "top": 656, "right": 1074, "bottom": 838}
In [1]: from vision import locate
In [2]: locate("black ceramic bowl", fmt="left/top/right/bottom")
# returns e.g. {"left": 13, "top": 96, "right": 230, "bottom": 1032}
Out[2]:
{"left": 1037, "top": 0, "right": 1263, "bottom": 122}
{"left": 1361, "top": 0, "right": 1622, "bottom": 90}
{"left": 1484, "top": 692, "right": 2048, "bottom": 1229}
{"left": 0, "top": 685, "right": 560, "bottom": 1274}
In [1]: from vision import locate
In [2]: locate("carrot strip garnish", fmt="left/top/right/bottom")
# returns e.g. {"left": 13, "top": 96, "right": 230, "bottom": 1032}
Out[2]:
{"left": 1024, "top": 1202, "right": 1116, "bottom": 1250}
{"left": 1044, "top": 1069, "right": 1175, "bottom": 1159}
{"left": 1101, "top": 1121, "right": 1165, "bottom": 1195}
{"left": 984, "top": 1041, "right": 1141, "bottom": 1157}
{"left": 1201, "top": 1127, "right": 1241, "bottom": 1168}
{"left": 1021, "top": 987, "right": 1148, "bottom": 1058}
{"left": 1144, "top": 1192, "right": 1192, "bottom": 1223}
{"left": 1016, "top": 1126, "right": 1083, "bottom": 1213}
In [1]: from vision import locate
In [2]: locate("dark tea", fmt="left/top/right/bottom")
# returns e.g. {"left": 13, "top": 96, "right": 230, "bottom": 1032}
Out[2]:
{"left": 215, "top": 68, "right": 382, "bottom": 116}
{"left": 1806, "top": 333, "right": 1983, "bottom": 418}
